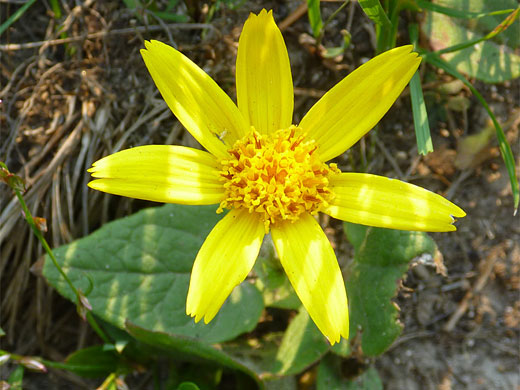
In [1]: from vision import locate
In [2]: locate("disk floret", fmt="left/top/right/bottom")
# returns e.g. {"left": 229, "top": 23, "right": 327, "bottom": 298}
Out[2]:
{"left": 218, "top": 126, "right": 339, "bottom": 231}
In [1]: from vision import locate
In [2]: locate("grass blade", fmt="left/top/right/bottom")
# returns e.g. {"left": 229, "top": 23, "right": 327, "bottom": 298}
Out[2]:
{"left": 410, "top": 71, "right": 433, "bottom": 155}
{"left": 425, "top": 53, "right": 519, "bottom": 213}
{"left": 307, "top": 0, "right": 323, "bottom": 38}
{"left": 0, "top": 0, "right": 38, "bottom": 37}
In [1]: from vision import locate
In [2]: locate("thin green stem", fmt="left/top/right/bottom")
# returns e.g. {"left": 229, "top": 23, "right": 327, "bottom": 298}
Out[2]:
{"left": 316, "top": 0, "right": 350, "bottom": 47}
{"left": 0, "top": 162, "right": 111, "bottom": 343}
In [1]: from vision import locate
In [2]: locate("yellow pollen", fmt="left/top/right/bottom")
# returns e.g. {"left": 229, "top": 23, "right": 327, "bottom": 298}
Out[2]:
{"left": 217, "top": 126, "right": 340, "bottom": 232}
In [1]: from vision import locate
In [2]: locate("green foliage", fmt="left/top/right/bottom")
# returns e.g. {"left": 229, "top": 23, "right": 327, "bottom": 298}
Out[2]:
{"left": 409, "top": 71, "right": 433, "bottom": 155}
{"left": 415, "top": 0, "right": 514, "bottom": 19}
{"left": 358, "top": 0, "right": 392, "bottom": 29}
{"left": 39, "top": 203, "right": 447, "bottom": 385}
{"left": 421, "top": 0, "right": 520, "bottom": 83}
{"left": 43, "top": 204, "right": 264, "bottom": 344}
{"left": 340, "top": 223, "right": 436, "bottom": 356}
{"left": 7, "top": 365, "right": 24, "bottom": 389}
{"left": 307, "top": 0, "right": 323, "bottom": 38}
{"left": 409, "top": 24, "right": 433, "bottom": 156}
{"left": 358, "top": 0, "right": 396, "bottom": 52}
{"left": 126, "top": 322, "right": 261, "bottom": 388}
{"left": 63, "top": 346, "right": 122, "bottom": 378}
{"left": 425, "top": 52, "right": 519, "bottom": 211}
{"left": 356, "top": 0, "right": 518, "bottom": 209}
{"left": 254, "top": 254, "right": 300, "bottom": 310}
{"left": 271, "top": 311, "right": 329, "bottom": 375}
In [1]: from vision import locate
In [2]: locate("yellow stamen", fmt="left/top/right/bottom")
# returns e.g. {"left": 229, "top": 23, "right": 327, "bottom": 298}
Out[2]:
{"left": 217, "top": 126, "right": 340, "bottom": 231}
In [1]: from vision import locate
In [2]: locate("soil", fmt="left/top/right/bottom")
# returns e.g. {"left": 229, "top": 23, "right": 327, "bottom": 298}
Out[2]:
{"left": 1, "top": 1, "right": 518, "bottom": 389}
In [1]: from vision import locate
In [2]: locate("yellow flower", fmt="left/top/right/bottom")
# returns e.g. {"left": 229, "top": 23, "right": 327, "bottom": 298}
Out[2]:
{"left": 88, "top": 9, "right": 465, "bottom": 344}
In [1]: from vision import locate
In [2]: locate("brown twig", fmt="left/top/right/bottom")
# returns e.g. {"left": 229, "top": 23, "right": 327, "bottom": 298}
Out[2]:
{"left": 278, "top": 2, "right": 308, "bottom": 31}
{"left": 0, "top": 23, "right": 215, "bottom": 51}
{"left": 443, "top": 249, "right": 499, "bottom": 332}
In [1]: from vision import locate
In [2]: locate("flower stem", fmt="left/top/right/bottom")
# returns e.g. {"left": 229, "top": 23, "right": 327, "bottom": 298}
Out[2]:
{"left": 0, "top": 161, "right": 110, "bottom": 343}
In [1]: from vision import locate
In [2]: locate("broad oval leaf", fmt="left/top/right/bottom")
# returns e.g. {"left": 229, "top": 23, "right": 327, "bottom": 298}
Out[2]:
{"left": 43, "top": 204, "right": 264, "bottom": 344}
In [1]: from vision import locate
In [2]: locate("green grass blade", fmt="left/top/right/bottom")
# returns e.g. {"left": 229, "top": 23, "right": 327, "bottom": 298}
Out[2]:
{"left": 49, "top": 0, "right": 62, "bottom": 18}
{"left": 410, "top": 71, "right": 433, "bottom": 155}
{"left": 307, "top": 0, "right": 323, "bottom": 38}
{"left": 409, "top": 23, "right": 433, "bottom": 155}
{"left": 0, "top": 0, "right": 38, "bottom": 37}
{"left": 415, "top": 0, "right": 515, "bottom": 19}
{"left": 425, "top": 53, "right": 519, "bottom": 212}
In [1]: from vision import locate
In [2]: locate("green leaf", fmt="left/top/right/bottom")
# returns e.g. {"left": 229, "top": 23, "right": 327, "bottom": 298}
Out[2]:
{"left": 126, "top": 322, "right": 261, "bottom": 389}
{"left": 421, "top": 0, "right": 520, "bottom": 83}
{"left": 63, "top": 345, "right": 122, "bottom": 378}
{"left": 410, "top": 71, "right": 434, "bottom": 155}
{"left": 330, "top": 337, "right": 351, "bottom": 357}
{"left": 271, "top": 310, "right": 329, "bottom": 375}
{"left": 322, "top": 46, "right": 347, "bottom": 59}
{"left": 317, "top": 354, "right": 382, "bottom": 390}
{"left": 425, "top": 52, "right": 519, "bottom": 212}
{"left": 343, "top": 223, "right": 436, "bottom": 356}
{"left": 358, "top": 0, "right": 392, "bottom": 29}
{"left": 43, "top": 204, "right": 264, "bottom": 344}
{"left": 7, "top": 365, "right": 24, "bottom": 389}
{"left": 307, "top": 0, "right": 323, "bottom": 38}
{"left": 254, "top": 254, "right": 300, "bottom": 310}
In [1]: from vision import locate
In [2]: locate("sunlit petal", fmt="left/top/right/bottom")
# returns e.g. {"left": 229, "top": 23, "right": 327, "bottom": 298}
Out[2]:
{"left": 141, "top": 40, "right": 248, "bottom": 159}
{"left": 300, "top": 45, "right": 421, "bottom": 162}
{"left": 88, "top": 145, "right": 224, "bottom": 204}
{"left": 323, "top": 173, "right": 466, "bottom": 232}
{"left": 236, "top": 9, "right": 293, "bottom": 134}
{"left": 271, "top": 214, "right": 349, "bottom": 344}
{"left": 186, "top": 209, "right": 265, "bottom": 323}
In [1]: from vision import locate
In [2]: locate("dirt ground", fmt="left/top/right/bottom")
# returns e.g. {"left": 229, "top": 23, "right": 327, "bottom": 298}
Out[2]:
{"left": 1, "top": 1, "right": 519, "bottom": 389}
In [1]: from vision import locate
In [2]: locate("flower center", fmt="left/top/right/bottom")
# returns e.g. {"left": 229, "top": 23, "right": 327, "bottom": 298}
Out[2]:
{"left": 217, "top": 126, "right": 339, "bottom": 231}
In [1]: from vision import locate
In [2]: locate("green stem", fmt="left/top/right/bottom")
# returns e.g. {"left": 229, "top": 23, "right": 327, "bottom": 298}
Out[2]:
{"left": 316, "top": 0, "right": 350, "bottom": 48}
{"left": 0, "top": 162, "right": 111, "bottom": 343}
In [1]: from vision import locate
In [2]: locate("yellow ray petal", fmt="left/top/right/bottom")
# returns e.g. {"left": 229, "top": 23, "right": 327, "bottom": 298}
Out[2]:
{"left": 141, "top": 40, "right": 248, "bottom": 159}
{"left": 186, "top": 209, "right": 265, "bottom": 323}
{"left": 271, "top": 214, "right": 349, "bottom": 344}
{"left": 88, "top": 145, "right": 225, "bottom": 205}
{"left": 323, "top": 173, "right": 466, "bottom": 232}
{"left": 236, "top": 9, "right": 293, "bottom": 134}
{"left": 300, "top": 45, "right": 421, "bottom": 162}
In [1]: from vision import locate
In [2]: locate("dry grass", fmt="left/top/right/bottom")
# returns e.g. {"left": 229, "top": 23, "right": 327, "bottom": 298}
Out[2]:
{"left": 0, "top": 0, "right": 227, "bottom": 354}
